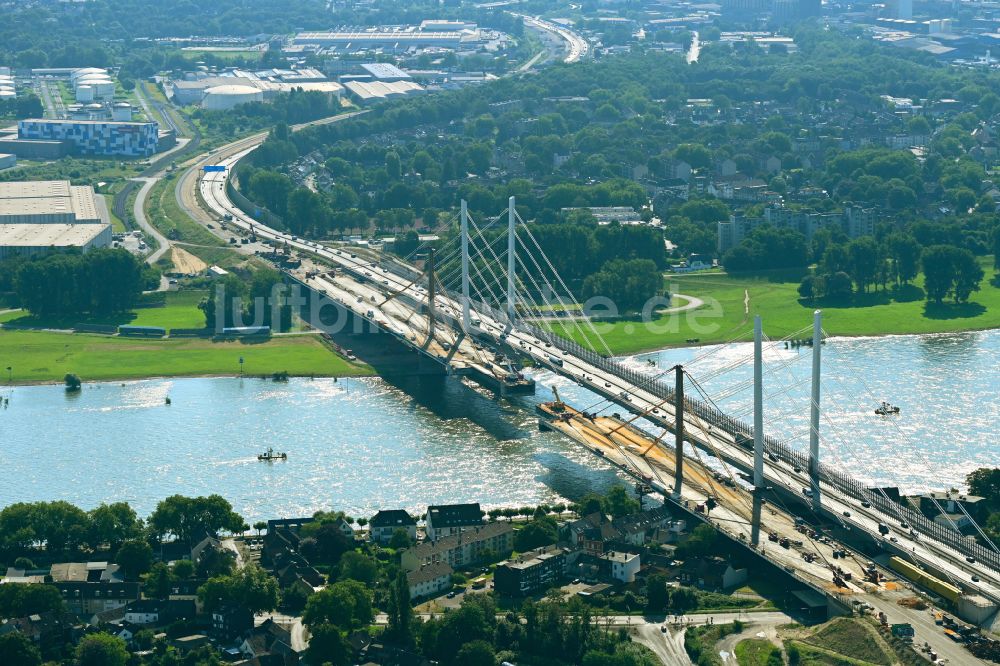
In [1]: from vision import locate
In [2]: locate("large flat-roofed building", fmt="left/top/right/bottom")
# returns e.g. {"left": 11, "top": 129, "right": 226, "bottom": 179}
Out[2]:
{"left": 294, "top": 30, "right": 480, "bottom": 49}
{"left": 0, "top": 181, "right": 105, "bottom": 225}
{"left": 494, "top": 545, "right": 569, "bottom": 597}
{"left": 0, "top": 224, "right": 112, "bottom": 259}
{"left": 344, "top": 80, "right": 423, "bottom": 103}
{"left": 360, "top": 63, "right": 412, "bottom": 81}
{"left": 18, "top": 119, "right": 159, "bottom": 157}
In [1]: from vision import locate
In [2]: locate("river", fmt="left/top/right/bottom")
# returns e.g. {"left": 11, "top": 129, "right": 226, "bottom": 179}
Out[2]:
{"left": 2, "top": 330, "right": 997, "bottom": 520}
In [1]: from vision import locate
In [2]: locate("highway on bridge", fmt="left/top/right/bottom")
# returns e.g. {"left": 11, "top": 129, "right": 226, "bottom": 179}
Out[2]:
{"left": 196, "top": 147, "right": 1000, "bottom": 613}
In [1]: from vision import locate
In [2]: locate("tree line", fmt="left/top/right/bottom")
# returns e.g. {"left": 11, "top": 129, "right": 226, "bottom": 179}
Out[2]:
{"left": 0, "top": 249, "right": 157, "bottom": 318}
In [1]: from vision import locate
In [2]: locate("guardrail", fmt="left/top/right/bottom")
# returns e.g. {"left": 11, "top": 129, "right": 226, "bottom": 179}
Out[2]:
{"left": 303, "top": 242, "right": 1000, "bottom": 578}
{"left": 447, "top": 292, "right": 1000, "bottom": 576}
{"left": 225, "top": 171, "right": 286, "bottom": 230}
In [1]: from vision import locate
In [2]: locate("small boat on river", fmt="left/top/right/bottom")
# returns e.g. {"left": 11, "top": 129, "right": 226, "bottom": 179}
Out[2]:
{"left": 874, "top": 401, "right": 900, "bottom": 416}
{"left": 258, "top": 446, "right": 287, "bottom": 461}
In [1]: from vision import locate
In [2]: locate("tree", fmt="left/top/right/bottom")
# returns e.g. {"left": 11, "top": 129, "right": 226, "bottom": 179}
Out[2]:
{"left": 385, "top": 151, "right": 402, "bottom": 180}
{"left": 798, "top": 275, "right": 816, "bottom": 300}
{"left": 922, "top": 245, "right": 982, "bottom": 304}
{"left": 456, "top": 640, "right": 496, "bottom": 666}
{"left": 88, "top": 502, "right": 141, "bottom": 549}
{"left": 64, "top": 373, "right": 81, "bottom": 391}
{"left": 0, "top": 632, "right": 41, "bottom": 666}
{"left": 668, "top": 586, "right": 698, "bottom": 614}
{"left": 147, "top": 494, "right": 245, "bottom": 544}
{"left": 75, "top": 633, "right": 128, "bottom": 666}
{"left": 514, "top": 516, "right": 558, "bottom": 551}
{"left": 144, "top": 563, "right": 174, "bottom": 600}
{"left": 581, "top": 258, "right": 661, "bottom": 312}
{"left": 577, "top": 494, "right": 605, "bottom": 517}
{"left": 303, "top": 580, "right": 373, "bottom": 630}
{"left": 172, "top": 559, "right": 196, "bottom": 580}
{"left": 386, "top": 570, "right": 413, "bottom": 643}
{"left": 253, "top": 521, "right": 267, "bottom": 536}
{"left": 847, "top": 237, "right": 878, "bottom": 293}
{"left": 115, "top": 539, "right": 153, "bottom": 579}
{"left": 952, "top": 248, "right": 984, "bottom": 303}
{"left": 388, "top": 527, "right": 412, "bottom": 550}
{"left": 197, "top": 564, "right": 279, "bottom": 615}
{"left": 0, "top": 584, "right": 64, "bottom": 618}
{"left": 339, "top": 550, "right": 377, "bottom": 585}
{"left": 603, "top": 485, "right": 640, "bottom": 518}
{"left": 645, "top": 573, "right": 670, "bottom": 613}
{"left": 967, "top": 468, "right": 1000, "bottom": 510}
{"left": 306, "top": 623, "right": 350, "bottom": 666}
{"left": 888, "top": 234, "right": 921, "bottom": 285}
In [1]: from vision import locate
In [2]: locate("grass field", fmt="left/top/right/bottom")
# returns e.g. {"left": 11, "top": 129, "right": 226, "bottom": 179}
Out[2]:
{"left": 146, "top": 176, "right": 247, "bottom": 270}
{"left": 801, "top": 618, "right": 892, "bottom": 665}
{"left": 0, "top": 290, "right": 210, "bottom": 330}
{"left": 553, "top": 256, "right": 1000, "bottom": 354}
{"left": 734, "top": 638, "right": 782, "bottom": 666}
{"left": 0, "top": 329, "right": 370, "bottom": 384}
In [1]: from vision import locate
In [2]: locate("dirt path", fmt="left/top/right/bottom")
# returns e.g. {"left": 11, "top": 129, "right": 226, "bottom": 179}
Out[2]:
{"left": 171, "top": 246, "right": 208, "bottom": 273}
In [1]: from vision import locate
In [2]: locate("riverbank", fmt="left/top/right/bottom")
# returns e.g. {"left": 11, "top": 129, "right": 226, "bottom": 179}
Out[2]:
{"left": 0, "top": 328, "right": 371, "bottom": 384}
{"left": 556, "top": 257, "right": 1000, "bottom": 355}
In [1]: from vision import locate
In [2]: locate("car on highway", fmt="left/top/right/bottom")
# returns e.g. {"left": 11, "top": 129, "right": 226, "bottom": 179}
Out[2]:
{"left": 842, "top": 511, "right": 851, "bottom": 518}
{"left": 861, "top": 500, "right": 871, "bottom": 508}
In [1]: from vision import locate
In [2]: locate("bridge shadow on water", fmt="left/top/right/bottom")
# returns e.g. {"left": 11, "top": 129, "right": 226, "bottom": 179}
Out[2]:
{"left": 323, "top": 308, "right": 636, "bottom": 499}
{"left": 383, "top": 373, "right": 527, "bottom": 442}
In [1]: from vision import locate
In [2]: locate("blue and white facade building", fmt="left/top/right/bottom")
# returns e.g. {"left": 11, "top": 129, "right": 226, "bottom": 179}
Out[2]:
{"left": 18, "top": 119, "right": 159, "bottom": 157}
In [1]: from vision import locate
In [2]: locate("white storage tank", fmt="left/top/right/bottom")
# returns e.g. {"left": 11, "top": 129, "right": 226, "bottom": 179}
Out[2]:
{"left": 202, "top": 84, "right": 262, "bottom": 110}
{"left": 71, "top": 68, "right": 107, "bottom": 83}
{"left": 112, "top": 102, "right": 132, "bottom": 121}
{"left": 90, "top": 82, "right": 116, "bottom": 101}
{"left": 75, "top": 85, "right": 95, "bottom": 102}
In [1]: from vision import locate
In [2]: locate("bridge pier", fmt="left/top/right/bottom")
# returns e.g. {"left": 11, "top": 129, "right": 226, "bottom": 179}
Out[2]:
{"left": 809, "top": 310, "right": 822, "bottom": 511}
{"left": 460, "top": 199, "right": 472, "bottom": 333}
{"left": 751, "top": 315, "right": 765, "bottom": 546}
{"left": 672, "top": 364, "right": 684, "bottom": 500}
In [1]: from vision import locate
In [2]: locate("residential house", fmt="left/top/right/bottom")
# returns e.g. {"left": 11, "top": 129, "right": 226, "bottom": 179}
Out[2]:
{"left": 401, "top": 522, "right": 513, "bottom": 572}
{"left": 170, "top": 634, "right": 211, "bottom": 654}
{"left": 671, "top": 556, "right": 747, "bottom": 590}
{"left": 406, "top": 562, "right": 454, "bottom": 600}
{"left": 494, "top": 545, "right": 569, "bottom": 597}
{"left": 123, "top": 599, "right": 195, "bottom": 626}
{"left": 425, "top": 503, "right": 483, "bottom": 540}
{"left": 610, "top": 506, "right": 674, "bottom": 547}
{"left": 917, "top": 491, "right": 988, "bottom": 529}
{"left": 240, "top": 618, "right": 298, "bottom": 663}
{"left": 599, "top": 551, "right": 641, "bottom": 583}
{"left": 0, "top": 611, "right": 78, "bottom": 657}
{"left": 369, "top": 509, "right": 418, "bottom": 545}
{"left": 566, "top": 512, "right": 619, "bottom": 555}
{"left": 212, "top": 603, "right": 254, "bottom": 641}
{"left": 46, "top": 562, "right": 140, "bottom": 615}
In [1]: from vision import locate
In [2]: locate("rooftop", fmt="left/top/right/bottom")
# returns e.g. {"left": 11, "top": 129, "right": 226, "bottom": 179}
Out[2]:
{"left": 427, "top": 502, "right": 483, "bottom": 529}
{"left": 406, "top": 562, "right": 453, "bottom": 585}
{"left": 0, "top": 181, "right": 103, "bottom": 224}
{"left": 360, "top": 63, "right": 411, "bottom": 80}
{"left": 0, "top": 223, "right": 110, "bottom": 247}
{"left": 371, "top": 509, "right": 416, "bottom": 528}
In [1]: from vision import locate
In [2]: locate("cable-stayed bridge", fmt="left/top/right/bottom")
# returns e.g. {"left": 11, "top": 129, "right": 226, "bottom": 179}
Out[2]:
{"left": 200, "top": 162, "right": 1000, "bottom": 626}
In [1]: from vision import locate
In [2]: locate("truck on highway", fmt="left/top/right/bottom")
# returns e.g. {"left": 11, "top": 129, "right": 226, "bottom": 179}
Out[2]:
{"left": 548, "top": 355, "right": 563, "bottom": 367}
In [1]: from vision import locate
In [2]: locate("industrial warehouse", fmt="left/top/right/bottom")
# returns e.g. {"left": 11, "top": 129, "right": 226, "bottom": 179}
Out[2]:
{"left": 0, "top": 180, "right": 111, "bottom": 259}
